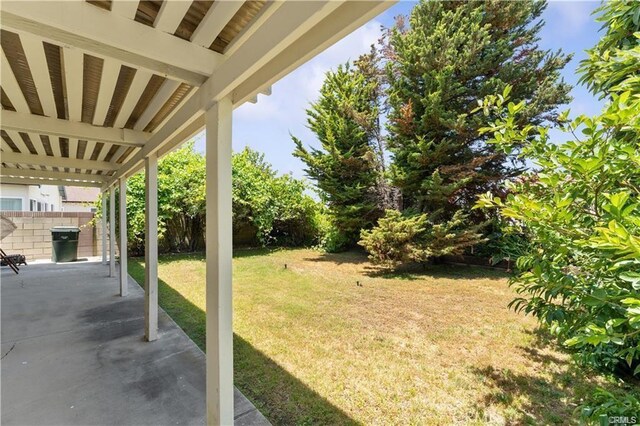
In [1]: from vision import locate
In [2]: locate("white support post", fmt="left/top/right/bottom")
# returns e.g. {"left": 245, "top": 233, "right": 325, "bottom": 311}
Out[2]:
{"left": 205, "top": 97, "right": 234, "bottom": 425}
{"left": 145, "top": 153, "right": 158, "bottom": 342}
{"left": 109, "top": 187, "right": 116, "bottom": 278}
{"left": 119, "top": 178, "right": 128, "bottom": 297}
{"left": 102, "top": 192, "right": 107, "bottom": 265}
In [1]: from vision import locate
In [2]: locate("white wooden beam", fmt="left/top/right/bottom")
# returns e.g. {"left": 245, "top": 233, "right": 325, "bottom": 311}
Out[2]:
{"left": 4, "top": 131, "right": 31, "bottom": 157}
{"left": 81, "top": 140, "right": 97, "bottom": 175}
{"left": 1, "top": 151, "right": 119, "bottom": 171}
{"left": 1, "top": 51, "right": 51, "bottom": 163}
{"left": 223, "top": 1, "right": 284, "bottom": 56}
{"left": 205, "top": 96, "right": 234, "bottom": 426}
{"left": 62, "top": 48, "right": 84, "bottom": 122}
{"left": 1, "top": 2, "right": 223, "bottom": 86}
{"left": 2, "top": 51, "right": 49, "bottom": 162}
{"left": 149, "top": 86, "right": 197, "bottom": 140}
{"left": 1, "top": 110, "right": 149, "bottom": 148}
{"left": 93, "top": 61, "right": 122, "bottom": 126}
{"left": 118, "top": 148, "right": 138, "bottom": 167}
{"left": 113, "top": 69, "right": 153, "bottom": 128}
{"left": 27, "top": 134, "right": 47, "bottom": 158}
{"left": 69, "top": 139, "right": 79, "bottom": 160}
{"left": 20, "top": 34, "right": 57, "bottom": 117}
{"left": 144, "top": 153, "right": 158, "bottom": 342}
{"left": 0, "top": 176, "right": 103, "bottom": 187}
{"left": 191, "top": 1, "right": 244, "bottom": 48}
{"left": 82, "top": 140, "right": 97, "bottom": 160}
{"left": 110, "top": 1, "right": 139, "bottom": 20}
{"left": 1, "top": 139, "right": 14, "bottom": 153}
{"left": 154, "top": 0, "right": 192, "bottom": 34}
{"left": 109, "top": 186, "right": 116, "bottom": 277}
{"left": 102, "top": 192, "right": 107, "bottom": 264}
{"left": 119, "top": 177, "right": 128, "bottom": 296}
{"left": 1, "top": 50, "right": 30, "bottom": 113}
{"left": 133, "top": 79, "right": 181, "bottom": 131}
{"left": 109, "top": 146, "right": 129, "bottom": 164}
{"left": 50, "top": 137, "right": 62, "bottom": 158}
{"left": 155, "top": 117, "right": 203, "bottom": 160}
{"left": 0, "top": 167, "right": 107, "bottom": 182}
{"left": 96, "top": 144, "right": 111, "bottom": 163}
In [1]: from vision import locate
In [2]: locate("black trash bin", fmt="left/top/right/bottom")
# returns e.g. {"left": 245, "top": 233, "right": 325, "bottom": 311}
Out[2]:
{"left": 51, "top": 226, "right": 81, "bottom": 262}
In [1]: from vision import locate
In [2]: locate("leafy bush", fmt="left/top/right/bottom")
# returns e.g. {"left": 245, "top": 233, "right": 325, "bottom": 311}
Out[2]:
{"left": 315, "top": 209, "right": 350, "bottom": 253}
{"left": 580, "top": 389, "right": 640, "bottom": 425}
{"left": 100, "top": 144, "right": 321, "bottom": 254}
{"left": 359, "top": 209, "right": 485, "bottom": 268}
{"left": 116, "top": 142, "right": 206, "bottom": 255}
{"left": 359, "top": 210, "right": 429, "bottom": 268}
{"left": 232, "top": 148, "right": 320, "bottom": 246}
{"left": 475, "top": 1, "right": 640, "bottom": 412}
{"left": 474, "top": 218, "right": 535, "bottom": 267}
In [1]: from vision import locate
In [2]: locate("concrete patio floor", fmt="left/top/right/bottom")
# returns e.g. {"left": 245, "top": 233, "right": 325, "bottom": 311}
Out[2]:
{"left": 1, "top": 261, "right": 269, "bottom": 425}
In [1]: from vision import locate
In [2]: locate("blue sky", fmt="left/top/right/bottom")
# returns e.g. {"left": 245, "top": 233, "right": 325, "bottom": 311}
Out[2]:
{"left": 195, "top": 1, "right": 603, "bottom": 178}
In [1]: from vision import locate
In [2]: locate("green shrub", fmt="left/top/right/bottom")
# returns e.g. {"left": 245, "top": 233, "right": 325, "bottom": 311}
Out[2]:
{"left": 232, "top": 148, "right": 321, "bottom": 247}
{"left": 359, "top": 209, "right": 485, "bottom": 268}
{"left": 315, "top": 210, "right": 350, "bottom": 253}
{"left": 99, "top": 144, "right": 321, "bottom": 254}
{"left": 358, "top": 210, "right": 428, "bottom": 267}
{"left": 474, "top": 219, "right": 535, "bottom": 267}
{"left": 580, "top": 389, "right": 640, "bottom": 425}
{"left": 475, "top": 1, "right": 640, "bottom": 417}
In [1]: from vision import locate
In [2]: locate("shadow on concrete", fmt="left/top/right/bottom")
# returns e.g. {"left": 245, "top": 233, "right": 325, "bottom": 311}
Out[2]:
{"left": 128, "top": 259, "right": 356, "bottom": 425}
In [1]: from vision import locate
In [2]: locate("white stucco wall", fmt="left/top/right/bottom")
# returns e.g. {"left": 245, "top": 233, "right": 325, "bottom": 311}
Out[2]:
{"left": 0, "top": 184, "right": 62, "bottom": 211}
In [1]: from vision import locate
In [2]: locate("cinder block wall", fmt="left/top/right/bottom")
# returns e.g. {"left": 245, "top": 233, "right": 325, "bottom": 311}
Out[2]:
{"left": 0, "top": 212, "right": 106, "bottom": 261}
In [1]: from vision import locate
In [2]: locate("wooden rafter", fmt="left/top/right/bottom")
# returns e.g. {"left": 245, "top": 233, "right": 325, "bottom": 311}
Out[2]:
{"left": 0, "top": 176, "right": 104, "bottom": 187}
{"left": 154, "top": 0, "right": 192, "bottom": 34}
{"left": 0, "top": 167, "right": 107, "bottom": 182}
{"left": 191, "top": 1, "right": 244, "bottom": 49}
{"left": 2, "top": 151, "right": 119, "bottom": 171}
{"left": 1, "top": 110, "right": 149, "bottom": 148}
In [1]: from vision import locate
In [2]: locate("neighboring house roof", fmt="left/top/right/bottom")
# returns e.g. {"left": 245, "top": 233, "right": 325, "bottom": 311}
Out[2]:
{"left": 63, "top": 186, "right": 100, "bottom": 203}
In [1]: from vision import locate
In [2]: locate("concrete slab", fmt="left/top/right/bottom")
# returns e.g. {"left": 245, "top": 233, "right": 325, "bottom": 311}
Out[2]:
{"left": 1, "top": 261, "right": 270, "bottom": 426}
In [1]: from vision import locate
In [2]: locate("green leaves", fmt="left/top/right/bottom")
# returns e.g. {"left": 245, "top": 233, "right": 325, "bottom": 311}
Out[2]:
{"left": 620, "top": 272, "right": 640, "bottom": 290}
{"left": 109, "top": 143, "right": 321, "bottom": 254}
{"left": 233, "top": 148, "right": 320, "bottom": 247}
{"left": 475, "top": 0, "right": 640, "bottom": 398}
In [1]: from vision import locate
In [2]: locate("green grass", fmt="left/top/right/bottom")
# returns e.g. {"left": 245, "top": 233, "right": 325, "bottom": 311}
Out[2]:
{"left": 129, "top": 248, "right": 627, "bottom": 425}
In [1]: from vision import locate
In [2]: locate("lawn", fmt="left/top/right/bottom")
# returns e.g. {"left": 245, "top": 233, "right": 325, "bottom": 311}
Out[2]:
{"left": 128, "top": 248, "right": 623, "bottom": 425}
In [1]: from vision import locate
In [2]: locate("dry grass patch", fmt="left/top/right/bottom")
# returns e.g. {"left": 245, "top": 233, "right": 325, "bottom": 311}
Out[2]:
{"left": 129, "top": 248, "right": 623, "bottom": 425}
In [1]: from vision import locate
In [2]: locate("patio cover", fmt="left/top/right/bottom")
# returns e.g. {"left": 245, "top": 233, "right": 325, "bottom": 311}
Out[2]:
{"left": 0, "top": 1, "right": 395, "bottom": 424}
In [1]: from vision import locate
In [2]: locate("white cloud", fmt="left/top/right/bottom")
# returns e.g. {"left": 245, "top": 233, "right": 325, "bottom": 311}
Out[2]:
{"left": 544, "top": 1, "right": 596, "bottom": 37}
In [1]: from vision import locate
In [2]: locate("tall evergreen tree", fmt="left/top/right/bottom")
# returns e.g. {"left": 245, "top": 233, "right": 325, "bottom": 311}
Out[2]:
{"left": 293, "top": 59, "right": 385, "bottom": 249}
{"left": 385, "top": 0, "right": 572, "bottom": 219}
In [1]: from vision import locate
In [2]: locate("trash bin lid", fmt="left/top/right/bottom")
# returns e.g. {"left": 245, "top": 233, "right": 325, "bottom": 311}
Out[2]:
{"left": 50, "top": 226, "right": 81, "bottom": 232}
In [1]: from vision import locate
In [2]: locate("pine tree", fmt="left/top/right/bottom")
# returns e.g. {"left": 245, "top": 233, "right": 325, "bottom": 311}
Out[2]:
{"left": 385, "top": 0, "right": 572, "bottom": 219}
{"left": 292, "top": 59, "right": 385, "bottom": 249}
